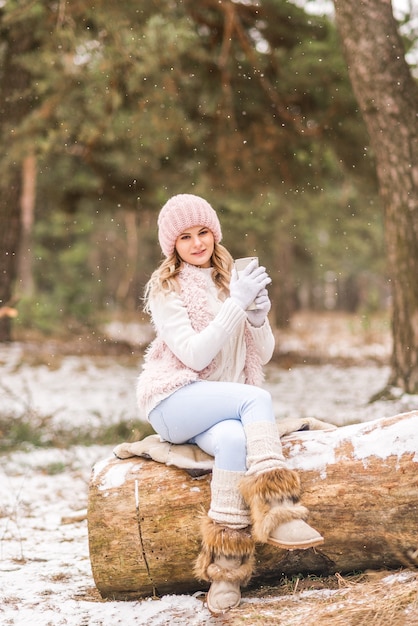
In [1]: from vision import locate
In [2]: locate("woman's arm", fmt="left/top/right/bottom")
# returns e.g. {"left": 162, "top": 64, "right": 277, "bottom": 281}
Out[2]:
{"left": 246, "top": 320, "right": 275, "bottom": 364}
{"left": 150, "top": 292, "right": 247, "bottom": 371}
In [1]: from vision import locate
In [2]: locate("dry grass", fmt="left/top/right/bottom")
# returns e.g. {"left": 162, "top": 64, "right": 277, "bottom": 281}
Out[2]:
{"left": 63, "top": 570, "right": 418, "bottom": 624}
{"left": 224, "top": 570, "right": 418, "bottom": 626}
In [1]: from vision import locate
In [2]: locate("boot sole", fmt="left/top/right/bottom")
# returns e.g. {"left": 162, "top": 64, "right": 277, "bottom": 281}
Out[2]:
{"left": 267, "top": 536, "right": 325, "bottom": 551}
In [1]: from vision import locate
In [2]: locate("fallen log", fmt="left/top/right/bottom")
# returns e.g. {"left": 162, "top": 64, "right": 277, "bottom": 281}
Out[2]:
{"left": 87, "top": 411, "right": 418, "bottom": 600}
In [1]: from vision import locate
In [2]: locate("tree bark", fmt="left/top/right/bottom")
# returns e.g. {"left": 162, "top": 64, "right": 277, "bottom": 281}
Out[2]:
{"left": 88, "top": 411, "right": 418, "bottom": 600}
{"left": 18, "top": 153, "right": 37, "bottom": 298}
{"left": 333, "top": 0, "right": 418, "bottom": 392}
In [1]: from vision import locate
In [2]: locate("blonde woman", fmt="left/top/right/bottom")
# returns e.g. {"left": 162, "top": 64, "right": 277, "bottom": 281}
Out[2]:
{"left": 137, "top": 194, "right": 323, "bottom": 615}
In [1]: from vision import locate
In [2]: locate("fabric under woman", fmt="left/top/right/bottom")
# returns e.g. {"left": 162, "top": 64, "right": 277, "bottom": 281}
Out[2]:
{"left": 136, "top": 193, "right": 324, "bottom": 615}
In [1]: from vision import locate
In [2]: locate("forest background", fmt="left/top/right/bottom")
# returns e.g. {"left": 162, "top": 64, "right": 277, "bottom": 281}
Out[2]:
{"left": 1, "top": 5, "right": 418, "bottom": 622}
{"left": 0, "top": 0, "right": 417, "bottom": 348}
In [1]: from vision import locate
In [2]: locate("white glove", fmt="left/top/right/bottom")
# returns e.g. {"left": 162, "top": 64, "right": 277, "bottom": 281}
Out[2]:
{"left": 246, "top": 288, "right": 271, "bottom": 327}
{"left": 229, "top": 259, "right": 271, "bottom": 311}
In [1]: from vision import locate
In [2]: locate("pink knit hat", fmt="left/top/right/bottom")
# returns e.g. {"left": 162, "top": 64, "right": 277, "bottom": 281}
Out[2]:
{"left": 158, "top": 194, "right": 222, "bottom": 257}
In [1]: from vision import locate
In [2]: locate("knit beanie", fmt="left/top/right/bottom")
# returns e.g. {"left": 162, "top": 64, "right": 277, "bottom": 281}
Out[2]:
{"left": 158, "top": 194, "right": 222, "bottom": 257}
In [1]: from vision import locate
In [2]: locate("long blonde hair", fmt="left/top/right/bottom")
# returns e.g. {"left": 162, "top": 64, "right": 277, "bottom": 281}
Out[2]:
{"left": 143, "top": 243, "right": 234, "bottom": 313}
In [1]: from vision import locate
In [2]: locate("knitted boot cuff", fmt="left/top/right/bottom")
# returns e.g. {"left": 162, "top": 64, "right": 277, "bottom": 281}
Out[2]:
{"left": 244, "top": 421, "right": 286, "bottom": 476}
{"left": 208, "top": 468, "right": 252, "bottom": 529}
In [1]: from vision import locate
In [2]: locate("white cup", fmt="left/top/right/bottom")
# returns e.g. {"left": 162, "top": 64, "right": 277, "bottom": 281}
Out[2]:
{"left": 234, "top": 256, "right": 259, "bottom": 310}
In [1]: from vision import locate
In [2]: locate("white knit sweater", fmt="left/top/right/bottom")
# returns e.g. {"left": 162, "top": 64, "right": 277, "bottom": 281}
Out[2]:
{"left": 136, "top": 264, "right": 275, "bottom": 419}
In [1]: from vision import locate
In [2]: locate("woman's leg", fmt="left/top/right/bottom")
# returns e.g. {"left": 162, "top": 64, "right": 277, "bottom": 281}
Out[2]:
{"left": 150, "top": 382, "right": 260, "bottom": 613}
{"left": 148, "top": 380, "right": 276, "bottom": 445}
{"left": 150, "top": 380, "right": 285, "bottom": 476}
{"left": 149, "top": 383, "right": 257, "bottom": 522}
{"left": 192, "top": 420, "right": 247, "bottom": 471}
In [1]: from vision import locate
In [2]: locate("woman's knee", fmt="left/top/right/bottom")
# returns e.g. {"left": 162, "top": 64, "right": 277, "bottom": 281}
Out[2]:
{"left": 209, "top": 420, "right": 247, "bottom": 471}
{"left": 241, "top": 386, "right": 274, "bottom": 424}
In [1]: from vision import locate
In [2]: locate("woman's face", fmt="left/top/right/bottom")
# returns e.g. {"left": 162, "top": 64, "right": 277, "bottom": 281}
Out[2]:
{"left": 175, "top": 225, "right": 215, "bottom": 268}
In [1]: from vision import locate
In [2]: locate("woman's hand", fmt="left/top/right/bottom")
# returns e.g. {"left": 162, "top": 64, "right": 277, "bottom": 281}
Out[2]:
{"left": 229, "top": 259, "right": 271, "bottom": 311}
{"left": 246, "top": 288, "right": 271, "bottom": 327}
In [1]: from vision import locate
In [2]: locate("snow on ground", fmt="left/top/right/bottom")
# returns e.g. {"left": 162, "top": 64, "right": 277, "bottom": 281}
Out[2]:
{"left": 0, "top": 322, "right": 418, "bottom": 625}
{"left": 266, "top": 362, "right": 418, "bottom": 426}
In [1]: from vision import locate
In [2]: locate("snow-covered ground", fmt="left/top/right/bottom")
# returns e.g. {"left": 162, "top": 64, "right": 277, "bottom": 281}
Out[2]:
{"left": 1, "top": 319, "right": 417, "bottom": 625}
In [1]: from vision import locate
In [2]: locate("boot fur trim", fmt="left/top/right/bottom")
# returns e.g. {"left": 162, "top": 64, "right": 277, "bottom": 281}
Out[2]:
{"left": 240, "top": 467, "right": 301, "bottom": 504}
{"left": 194, "top": 516, "right": 255, "bottom": 585}
{"left": 240, "top": 468, "right": 308, "bottom": 543}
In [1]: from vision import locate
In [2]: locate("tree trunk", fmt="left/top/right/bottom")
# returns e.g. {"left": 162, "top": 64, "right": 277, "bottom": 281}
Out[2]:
{"left": 0, "top": 170, "right": 22, "bottom": 341}
{"left": 333, "top": 0, "right": 418, "bottom": 392}
{"left": 18, "top": 153, "right": 37, "bottom": 298}
{"left": 88, "top": 411, "right": 418, "bottom": 600}
{"left": 0, "top": 18, "right": 34, "bottom": 341}
{"left": 115, "top": 209, "right": 138, "bottom": 310}
{"left": 272, "top": 235, "right": 295, "bottom": 327}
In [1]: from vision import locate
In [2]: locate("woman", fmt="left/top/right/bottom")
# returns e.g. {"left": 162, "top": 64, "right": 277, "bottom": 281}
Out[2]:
{"left": 137, "top": 193, "right": 323, "bottom": 615}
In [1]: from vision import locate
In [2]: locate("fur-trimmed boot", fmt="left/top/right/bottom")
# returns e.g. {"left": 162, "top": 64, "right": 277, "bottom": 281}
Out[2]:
{"left": 240, "top": 421, "right": 324, "bottom": 550}
{"left": 194, "top": 468, "right": 255, "bottom": 615}
{"left": 194, "top": 516, "right": 255, "bottom": 615}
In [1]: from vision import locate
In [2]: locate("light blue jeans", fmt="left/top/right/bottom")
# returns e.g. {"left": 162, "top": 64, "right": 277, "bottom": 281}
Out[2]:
{"left": 148, "top": 380, "right": 276, "bottom": 472}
